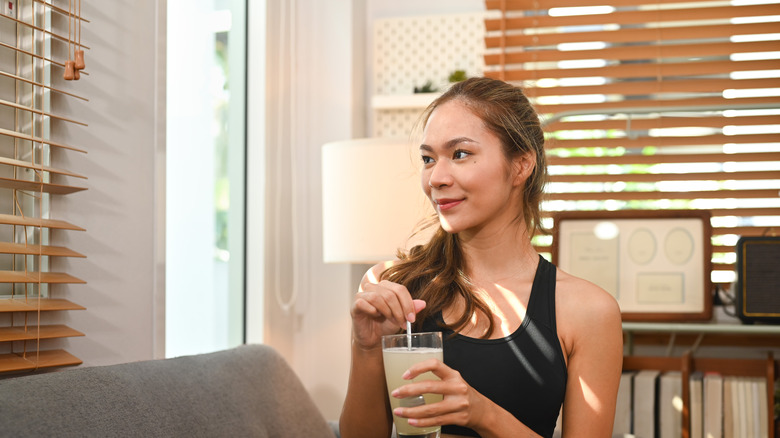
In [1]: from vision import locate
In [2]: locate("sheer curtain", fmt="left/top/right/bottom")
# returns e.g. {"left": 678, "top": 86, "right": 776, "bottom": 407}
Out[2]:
{"left": 260, "top": 0, "right": 361, "bottom": 421}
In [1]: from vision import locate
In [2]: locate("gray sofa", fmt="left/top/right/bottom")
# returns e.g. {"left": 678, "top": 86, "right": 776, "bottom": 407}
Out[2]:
{"left": 0, "top": 344, "right": 340, "bottom": 437}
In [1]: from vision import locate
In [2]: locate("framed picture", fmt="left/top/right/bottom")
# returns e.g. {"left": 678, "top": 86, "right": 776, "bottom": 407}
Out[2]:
{"left": 551, "top": 210, "right": 712, "bottom": 322}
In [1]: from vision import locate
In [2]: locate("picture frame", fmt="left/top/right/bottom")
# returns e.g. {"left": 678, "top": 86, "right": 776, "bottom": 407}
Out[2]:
{"left": 551, "top": 210, "right": 712, "bottom": 322}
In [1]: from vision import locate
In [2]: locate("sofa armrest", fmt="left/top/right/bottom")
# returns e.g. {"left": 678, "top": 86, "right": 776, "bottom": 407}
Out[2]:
{"left": 0, "top": 344, "right": 336, "bottom": 438}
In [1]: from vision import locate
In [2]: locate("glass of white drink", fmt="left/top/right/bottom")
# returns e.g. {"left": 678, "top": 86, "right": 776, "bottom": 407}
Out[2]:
{"left": 382, "top": 331, "right": 443, "bottom": 438}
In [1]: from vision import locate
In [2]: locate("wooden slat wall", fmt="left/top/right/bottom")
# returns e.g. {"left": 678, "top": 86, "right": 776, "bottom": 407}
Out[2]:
{"left": 484, "top": 0, "right": 780, "bottom": 288}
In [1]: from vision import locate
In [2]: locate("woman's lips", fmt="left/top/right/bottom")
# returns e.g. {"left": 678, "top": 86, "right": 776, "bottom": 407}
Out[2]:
{"left": 435, "top": 198, "right": 463, "bottom": 211}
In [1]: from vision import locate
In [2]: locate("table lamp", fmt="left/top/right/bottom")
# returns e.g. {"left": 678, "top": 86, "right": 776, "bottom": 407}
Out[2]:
{"left": 321, "top": 138, "right": 435, "bottom": 264}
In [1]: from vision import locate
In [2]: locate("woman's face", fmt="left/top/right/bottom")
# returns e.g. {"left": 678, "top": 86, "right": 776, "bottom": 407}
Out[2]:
{"left": 420, "top": 100, "right": 529, "bottom": 236}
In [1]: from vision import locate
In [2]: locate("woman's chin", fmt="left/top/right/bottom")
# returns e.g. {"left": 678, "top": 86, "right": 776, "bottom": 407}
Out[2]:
{"left": 438, "top": 220, "right": 462, "bottom": 235}
{"left": 437, "top": 214, "right": 477, "bottom": 235}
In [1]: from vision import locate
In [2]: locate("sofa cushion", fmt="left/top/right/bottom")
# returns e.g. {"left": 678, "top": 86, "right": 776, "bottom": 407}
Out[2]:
{"left": 0, "top": 344, "right": 336, "bottom": 438}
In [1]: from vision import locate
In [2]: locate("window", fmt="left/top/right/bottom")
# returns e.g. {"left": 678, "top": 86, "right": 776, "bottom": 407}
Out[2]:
{"left": 166, "top": 0, "right": 247, "bottom": 357}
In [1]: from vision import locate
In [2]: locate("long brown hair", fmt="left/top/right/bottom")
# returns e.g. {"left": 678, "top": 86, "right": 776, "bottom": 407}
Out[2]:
{"left": 381, "top": 77, "right": 548, "bottom": 337}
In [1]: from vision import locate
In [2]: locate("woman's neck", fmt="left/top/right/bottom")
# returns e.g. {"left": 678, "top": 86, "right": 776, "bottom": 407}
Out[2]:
{"left": 459, "top": 220, "right": 539, "bottom": 283}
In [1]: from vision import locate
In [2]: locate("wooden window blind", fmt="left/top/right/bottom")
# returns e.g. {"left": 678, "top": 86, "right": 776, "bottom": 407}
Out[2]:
{"left": 0, "top": 0, "right": 88, "bottom": 373}
{"left": 484, "top": 0, "right": 780, "bottom": 289}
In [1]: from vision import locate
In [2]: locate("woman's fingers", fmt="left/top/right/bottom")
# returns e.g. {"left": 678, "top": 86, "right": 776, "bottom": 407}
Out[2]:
{"left": 392, "top": 384, "right": 470, "bottom": 429}
{"left": 350, "top": 280, "right": 428, "bottom": 350}
{"left": 351, "top": 294, "right": 383, "bottom": 319}
{"left": 411, "top": 299, "right": 427, "bottom": 321}
{"left": 378, "top": 280, "right": 419, "bottom": 324}
{"left": 403, "top": 358, "right": 459, "bottom": 381}
{"left": 392, "top": 372, "right": 467, "bottom": 401}
{"left": 390, "top": 359, "right": 463, "bottom": 401}
{"left": 389, "top": 359, "right": 477, "bottom": 428}
{"left": 355, "top": 291, "right": 403, "bottom": 327}
{"left": 357, "top": 280, "right": 416, "bottom": 327}
{"left": 405, "top": 410, "right": 470, "bottom": 430}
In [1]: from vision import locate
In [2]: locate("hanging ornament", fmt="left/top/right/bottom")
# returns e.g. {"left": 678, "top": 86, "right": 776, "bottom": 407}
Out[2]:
{"left": 63, "top": 0, "right": 75, "bottom": 80}
{"left": 74, "top": 0, "right": 85, "bottom": 71}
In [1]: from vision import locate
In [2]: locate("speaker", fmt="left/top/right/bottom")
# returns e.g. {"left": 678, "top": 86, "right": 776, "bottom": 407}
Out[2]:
{"left": 735, "top": 236, "right": 780, "bottom": 324}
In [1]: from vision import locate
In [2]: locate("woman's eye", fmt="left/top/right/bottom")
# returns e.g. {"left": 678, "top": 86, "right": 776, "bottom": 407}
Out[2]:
{"left": 454, "top": 150, "right": 470, "bottom": 160}
{"left": 421, "top": 155, "right": 434, "bottom": 164}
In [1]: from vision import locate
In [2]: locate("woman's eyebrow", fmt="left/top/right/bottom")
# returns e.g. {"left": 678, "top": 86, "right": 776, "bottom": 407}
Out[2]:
{"left": 420, "top": 137, "right": 476, "bottom": 152}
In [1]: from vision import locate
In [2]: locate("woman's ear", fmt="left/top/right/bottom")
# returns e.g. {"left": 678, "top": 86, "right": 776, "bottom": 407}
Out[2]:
{"left": 512, "top": 152, "right": 536, "bottom": 186}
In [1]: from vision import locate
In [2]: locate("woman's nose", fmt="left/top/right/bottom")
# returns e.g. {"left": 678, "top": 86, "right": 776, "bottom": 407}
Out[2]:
{"left": 427, "top": 161, "right": 452, "bottom": 189}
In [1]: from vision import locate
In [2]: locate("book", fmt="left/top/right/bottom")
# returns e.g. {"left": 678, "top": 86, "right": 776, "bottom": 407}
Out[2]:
{"left": 632, "top": 369, "right": 660, "bottom": 438}
{"left": 738, "top": 377, "right": 749, "bottom": 438}
{"left": 724, "top": 376, "right": 739, "bottom": 438}
{"left": 756, "top": 377, "right": 768, "bottom": 438}
{"left": 689, "top": 372, "right": 704, "bottom": 438}
{"left": 658, "top": 371, "right": 683, "bottom": 438}
{"left": 613, "top": 371, "right": 635, "bottom": 436}
{"left": 703, "top": 372, "right": 723, "bottom": 438}
{"left": 743, "top": 377, "right": 754, "bottom": 438}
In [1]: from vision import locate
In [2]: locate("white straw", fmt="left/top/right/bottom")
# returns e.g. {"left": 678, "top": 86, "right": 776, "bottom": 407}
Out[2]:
{"left": 406, "top": 320, "right": 412, "bottom": 351}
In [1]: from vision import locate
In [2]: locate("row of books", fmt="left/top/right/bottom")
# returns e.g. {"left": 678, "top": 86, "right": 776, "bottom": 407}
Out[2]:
{"left": 613, "top": 370, "right": 771, "bottom": 438}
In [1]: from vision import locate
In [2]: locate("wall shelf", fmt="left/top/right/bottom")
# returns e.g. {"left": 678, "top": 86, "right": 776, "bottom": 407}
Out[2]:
{"left": 624, "top": 322, "right": 780, "bottom": 336}
{"left": 623, "top": 321, "right": 780, "bottom": 354}
{"left": 371, "top": 93, "right": 441, "bottom": 110}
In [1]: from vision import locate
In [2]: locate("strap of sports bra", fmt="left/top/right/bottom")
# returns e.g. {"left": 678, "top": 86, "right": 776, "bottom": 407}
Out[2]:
{"left": 526, "top": 255, "right": 557, "bottom": 332}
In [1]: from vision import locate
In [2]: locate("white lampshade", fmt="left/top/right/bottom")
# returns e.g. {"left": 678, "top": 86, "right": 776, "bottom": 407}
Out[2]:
{"left": 322, "top": 138, "right": 435, "bottom": 263}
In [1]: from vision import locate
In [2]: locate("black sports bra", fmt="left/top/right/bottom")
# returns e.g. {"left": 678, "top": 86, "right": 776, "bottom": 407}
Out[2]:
{"left": 420, "top": 256, "right": 567, "bottom": 437}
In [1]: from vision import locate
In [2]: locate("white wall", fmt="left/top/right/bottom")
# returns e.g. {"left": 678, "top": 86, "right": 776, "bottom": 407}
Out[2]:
{"left": 50, "top": 1, "right": 163, "bottom": 365}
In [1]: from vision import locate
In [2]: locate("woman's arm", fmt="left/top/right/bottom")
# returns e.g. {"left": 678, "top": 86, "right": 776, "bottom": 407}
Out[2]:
{"left": 340, "top": 263, "right": 426, "bottom": 438}
{"left": 557, "top": 275, "right": 624, "bottom": 437}
{"left": 340, "top": 342, "right": 394, "bottom": 438}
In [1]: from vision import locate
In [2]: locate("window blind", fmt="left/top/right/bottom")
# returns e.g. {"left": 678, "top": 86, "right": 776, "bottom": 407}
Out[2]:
{"left": 0, "top": 0, "right": 88, "bottom": 373}
{"left": 484, "top": 0, "right": 780, "bottom": 288}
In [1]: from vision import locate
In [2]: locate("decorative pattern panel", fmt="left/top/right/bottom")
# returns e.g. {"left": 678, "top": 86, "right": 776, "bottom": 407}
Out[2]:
{"left": 372, "top": 12, "right": 486, "bottom": 137}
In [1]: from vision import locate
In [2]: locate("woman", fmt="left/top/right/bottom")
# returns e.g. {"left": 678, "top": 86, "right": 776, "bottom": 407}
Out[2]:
{"left": 340, "top": 77, "right": 623, "bottom": 438}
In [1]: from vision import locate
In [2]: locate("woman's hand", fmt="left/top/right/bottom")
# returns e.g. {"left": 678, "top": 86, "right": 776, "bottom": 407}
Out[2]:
{"left": 388, "top": 358, "right": 488, "bottom": 431}
{"left": 351, "top": 279, "right": 426, "bottom": 350}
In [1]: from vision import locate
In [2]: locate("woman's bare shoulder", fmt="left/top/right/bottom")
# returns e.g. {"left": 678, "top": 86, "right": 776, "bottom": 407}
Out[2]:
{"left": 358, "top": 260, "right": 401, "bottom": 292}
{"left": 555, "top": 267, "right": 622, "bottom": 331}
{"left": 556, "top": 268, "right": 618, "bottom": 308}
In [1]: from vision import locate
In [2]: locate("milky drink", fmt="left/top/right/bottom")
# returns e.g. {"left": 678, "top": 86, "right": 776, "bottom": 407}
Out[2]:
{"left": 382, "top": 346, "right": 443, "bottom": 437}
